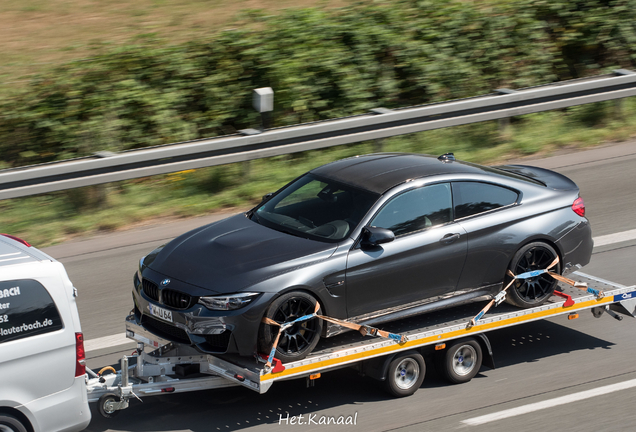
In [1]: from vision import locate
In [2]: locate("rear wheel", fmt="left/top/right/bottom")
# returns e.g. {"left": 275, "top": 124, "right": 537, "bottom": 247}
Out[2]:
{"left": 506, "top": 242, "right": 561, "bottom": 308}
{"left": 436, "top": 338, "right": 482, "bottom": 384}
{"left": 0, "top": 414, "right": 28, "bottom": 432}
{"left": 258, "top": 291, "right": 323, "bottom": 363}
{"left": 383, "top": 352, "right": 426, "bottom": 397}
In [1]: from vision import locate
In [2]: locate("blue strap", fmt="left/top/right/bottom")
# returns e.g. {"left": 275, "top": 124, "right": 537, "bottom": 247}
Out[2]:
{"left": 587, "top": 287, "right": 601, "bottom": 296}
{"left": 515, "top": 269, "right": 546, "bottom": 279}
{"left": 387, "top": 333, "right": 402, "bottom": 341}
{"left": 267, "top": 346, "right": 276, "bottom": 365}
{"left": 293, "top": 313, "right": 317, "bottom": 323}
{"left": 474, "top": 310, "right": 485, "bottom": 322}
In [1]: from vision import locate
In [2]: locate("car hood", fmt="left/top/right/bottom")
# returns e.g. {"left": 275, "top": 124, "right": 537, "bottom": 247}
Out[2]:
{"left": 147, "top": 214, "right": 337, "bottom": 294}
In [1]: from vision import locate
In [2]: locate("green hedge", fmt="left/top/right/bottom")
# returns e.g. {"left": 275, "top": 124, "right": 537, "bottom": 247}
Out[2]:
{"left": 1, "top": 0, "right": 635, "bottom": 168}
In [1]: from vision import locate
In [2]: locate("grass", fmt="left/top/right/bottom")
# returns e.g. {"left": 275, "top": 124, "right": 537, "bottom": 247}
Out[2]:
{"left": 2, "top": 98, "right": 636, "bottom": 247}
{"left": 0, "top": 0, "right": 348, "bottom": 96}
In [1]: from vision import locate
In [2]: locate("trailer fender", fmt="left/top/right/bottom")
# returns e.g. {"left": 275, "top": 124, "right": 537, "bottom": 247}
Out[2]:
{"left": 361, "top": 350, "right": 422, "bottom": 381}
{"left": 474, "top": 333, "right": 495, "bottom": 370}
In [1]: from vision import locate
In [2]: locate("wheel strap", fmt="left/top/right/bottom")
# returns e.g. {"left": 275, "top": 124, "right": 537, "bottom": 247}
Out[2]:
{"left": 261, "top": 303, "right": 407, "bottom": 369}
{"left": 467, "top": 256, "right": 603, "bottom": 329}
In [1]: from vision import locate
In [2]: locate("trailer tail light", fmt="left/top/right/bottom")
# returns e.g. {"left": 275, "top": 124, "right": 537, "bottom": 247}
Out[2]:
{"left": 572, "top": 197, "right": 585, "bottom": 217}
{"left": 0, "top": 234, "right": 31, "bottom": 247}
{"left": 75, "top": 333, "right": 86, "bottom": 377}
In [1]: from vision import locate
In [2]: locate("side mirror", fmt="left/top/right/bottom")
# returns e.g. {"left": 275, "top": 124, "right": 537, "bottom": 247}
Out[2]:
{"left": 360, "top": 226, "right": 395, "bottom": 248}
{"left": 262, "top": 192, "right": 274, "bottom": 202}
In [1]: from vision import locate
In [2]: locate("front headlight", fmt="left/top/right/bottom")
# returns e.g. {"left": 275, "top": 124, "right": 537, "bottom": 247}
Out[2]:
{"left": 198, "top": 293, "right": 260, "bottom": 311}
{"left": 137, "top": 256, "right": 146, "bottom": 282}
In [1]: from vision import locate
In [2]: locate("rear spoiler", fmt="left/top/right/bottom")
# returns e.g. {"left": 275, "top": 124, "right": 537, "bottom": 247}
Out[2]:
{"left": 494, "top": 165, "right": 579, "bottom": 191}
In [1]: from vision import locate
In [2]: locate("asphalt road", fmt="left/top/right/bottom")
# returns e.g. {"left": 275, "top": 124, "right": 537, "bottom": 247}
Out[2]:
{"left": 41, "top": 141, "right": 636, "bottom": 432}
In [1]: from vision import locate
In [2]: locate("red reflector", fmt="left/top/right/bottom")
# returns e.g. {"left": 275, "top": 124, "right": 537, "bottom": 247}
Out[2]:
{"left": 75, "top": 333, "right": 86, "bottom": 377}
{"left": 1, "top": 234, "right": 31, "bottom": 247}
{"left": 161, "top": 387, "right": 175, "bottom": 393}
{"left": 572, "top": 197, "right": 585, "bottom": 217}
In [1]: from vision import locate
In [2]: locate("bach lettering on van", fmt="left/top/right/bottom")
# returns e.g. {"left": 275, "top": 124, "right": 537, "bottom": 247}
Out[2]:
{"left": 0, "top": 286, "right": 20, "bottom": 299}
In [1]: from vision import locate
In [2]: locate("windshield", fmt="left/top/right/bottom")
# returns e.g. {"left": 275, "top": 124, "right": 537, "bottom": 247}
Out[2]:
{"left": 251, "top": 174, "right": 379, "bottom": 242}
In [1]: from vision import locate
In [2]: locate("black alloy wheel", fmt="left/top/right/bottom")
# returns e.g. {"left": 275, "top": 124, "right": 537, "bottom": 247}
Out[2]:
{"left": 258, "top": 291, "right": 323, "bottom": 363}
{"left": 506, "top": 242, "right": 561, "bottom": 308}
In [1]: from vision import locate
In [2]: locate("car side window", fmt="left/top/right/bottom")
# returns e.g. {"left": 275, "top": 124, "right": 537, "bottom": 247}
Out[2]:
{"left": 452, "top": 182, "right": 518, "bottom": 219}
{"left": 371, "top": 183, "right": 452, "bottom": 236}
{"left": 0, "top": 279, "right": 64, "bottom": 344}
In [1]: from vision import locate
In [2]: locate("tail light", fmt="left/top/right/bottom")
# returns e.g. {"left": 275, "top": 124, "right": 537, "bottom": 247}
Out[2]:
{"left": 75, "top": 332, "right": 86, "bottom": 377}
{"left": 0, "top": 234, "right": 31, "bottom": 247}
{"left": 572, "top": 197, "right": 585, "bottom": 217}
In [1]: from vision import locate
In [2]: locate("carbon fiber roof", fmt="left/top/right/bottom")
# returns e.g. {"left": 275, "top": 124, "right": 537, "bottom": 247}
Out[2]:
{"left": 310, "top": 153, "right": 485, "bottom": 194}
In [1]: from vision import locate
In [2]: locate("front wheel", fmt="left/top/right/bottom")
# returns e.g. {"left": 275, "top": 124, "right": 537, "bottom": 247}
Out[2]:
{"left": 258, "top": 291, "right": 323, "bottom": 363}
{"left": 383, "top": 352, "right": 426, "bottom": 397}
{"left": 506, "top": 242, "right": 561, "bottom": 308}
{"left": 98, "top": 394, "right": 121, "bottom": 418}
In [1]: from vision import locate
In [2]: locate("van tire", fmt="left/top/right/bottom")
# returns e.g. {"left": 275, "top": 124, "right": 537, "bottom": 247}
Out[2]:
{"left": 0, "top": 414, "right": 28, "bottom": 432}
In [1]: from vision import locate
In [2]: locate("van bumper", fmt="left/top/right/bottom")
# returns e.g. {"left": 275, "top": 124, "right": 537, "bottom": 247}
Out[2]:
{"left": 20, "top": 376, "right": 91, "bottom": 432}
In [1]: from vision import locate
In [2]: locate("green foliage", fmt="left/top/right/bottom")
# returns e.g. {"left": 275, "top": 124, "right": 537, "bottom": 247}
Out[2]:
{"left": 1, "top": 0, "right": 636, "bottom": 168}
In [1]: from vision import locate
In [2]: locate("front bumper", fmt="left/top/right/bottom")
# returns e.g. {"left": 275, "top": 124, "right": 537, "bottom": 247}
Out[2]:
{"left": 132, "top": 272, "right": 275, "bottom": 357}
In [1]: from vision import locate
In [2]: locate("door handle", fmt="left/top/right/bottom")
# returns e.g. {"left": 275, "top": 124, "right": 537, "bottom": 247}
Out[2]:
{"left": 440, "top": 233, "right": 461, "bottom": 244}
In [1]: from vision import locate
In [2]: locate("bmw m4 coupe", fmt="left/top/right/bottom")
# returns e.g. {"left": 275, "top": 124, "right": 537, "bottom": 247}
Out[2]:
{"left": 131, "top": 153, "right": 593, "bottom": 362}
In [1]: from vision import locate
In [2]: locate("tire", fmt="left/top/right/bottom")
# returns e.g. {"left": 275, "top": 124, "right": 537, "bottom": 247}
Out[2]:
{"left": 98, "top": 394, "right": 121, "bottom": 418}
{"left": 505, "top": 242, "right": 562, "bottom": 308}
{"left": 437, "top": 338, "right": 482, "bottom": 384}
{"left": 258, "top": 291, "right": 323, "bottom": 363}
{"left": 383, "top": 352, "right": 426, "bottom": 397}
{"left": 0, "top": 414, "right": 28, "bottom": 432}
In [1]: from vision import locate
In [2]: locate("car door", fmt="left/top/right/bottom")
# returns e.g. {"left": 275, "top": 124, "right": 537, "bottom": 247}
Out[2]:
{"left": 452, "top": 181, "right": 521, "bottom": 292}
{"left": 344, "top": 183, "right": 467, "bottom": 318}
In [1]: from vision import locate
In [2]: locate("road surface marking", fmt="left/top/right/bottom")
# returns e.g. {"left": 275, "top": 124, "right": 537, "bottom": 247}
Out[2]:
{"left": 83, "top": 229, "right": 634, "bottom": 352}
{"left": 593, "top": 228, "right": 636, "bottom": 247}
{"left": 462, "top": 378, "right": 636, "bottom": 426}
{"left": 85, "top": 333, "right": 133, "bottom": 352}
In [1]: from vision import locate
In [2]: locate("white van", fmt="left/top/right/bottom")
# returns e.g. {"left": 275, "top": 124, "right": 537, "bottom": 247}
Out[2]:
{"left": 0, "top": 234, "right": 91, "bottom": 432}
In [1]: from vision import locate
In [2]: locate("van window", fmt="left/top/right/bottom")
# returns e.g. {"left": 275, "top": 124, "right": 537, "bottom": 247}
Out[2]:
{"left": 0, "top": 279, "right": 63, "bottom": 344}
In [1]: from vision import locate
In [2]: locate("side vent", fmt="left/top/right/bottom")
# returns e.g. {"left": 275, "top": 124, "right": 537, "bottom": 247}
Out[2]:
{"left": 324, "top": 280, "right": 345, "bottom": 297}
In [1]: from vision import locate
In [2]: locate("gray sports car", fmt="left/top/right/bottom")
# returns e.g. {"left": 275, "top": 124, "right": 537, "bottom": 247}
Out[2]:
{"left": 131, "top": 153, "right": 593, "bottom": 362}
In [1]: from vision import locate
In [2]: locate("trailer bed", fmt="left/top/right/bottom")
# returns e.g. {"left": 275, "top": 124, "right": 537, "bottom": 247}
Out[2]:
{"left": 87, "top": 271, "right": 636, "bottom": 414}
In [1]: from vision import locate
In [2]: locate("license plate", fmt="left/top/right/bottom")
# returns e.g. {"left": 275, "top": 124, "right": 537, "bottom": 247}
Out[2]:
{"left": 148, "top": 303, "right": 173, "bottom": 323}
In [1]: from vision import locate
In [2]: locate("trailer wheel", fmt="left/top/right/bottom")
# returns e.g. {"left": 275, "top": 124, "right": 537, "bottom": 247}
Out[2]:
{"left": 437, "top": 338, "right": 482, "bottom": 384}
{"left": 0, "top": 414, "right": 28, "bottom": 432}
{"left": 98, "top": 393, "right": 121, "bottom": 418}
{"left": 384, "top": 352, "right": 425, "bottom": 397}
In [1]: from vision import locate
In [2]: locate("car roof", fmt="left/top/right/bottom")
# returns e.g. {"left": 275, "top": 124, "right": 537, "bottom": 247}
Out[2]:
{"left": 310, "top": 153, "right": 501, "bottom": 194}
{"left": 0, "top": 235, "right": 50, "bottom": 267}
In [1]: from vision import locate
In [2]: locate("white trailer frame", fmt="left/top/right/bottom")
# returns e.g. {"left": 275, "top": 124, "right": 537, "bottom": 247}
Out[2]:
{"left": 86, "top": 271, "right": 636, "bottom": 416}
